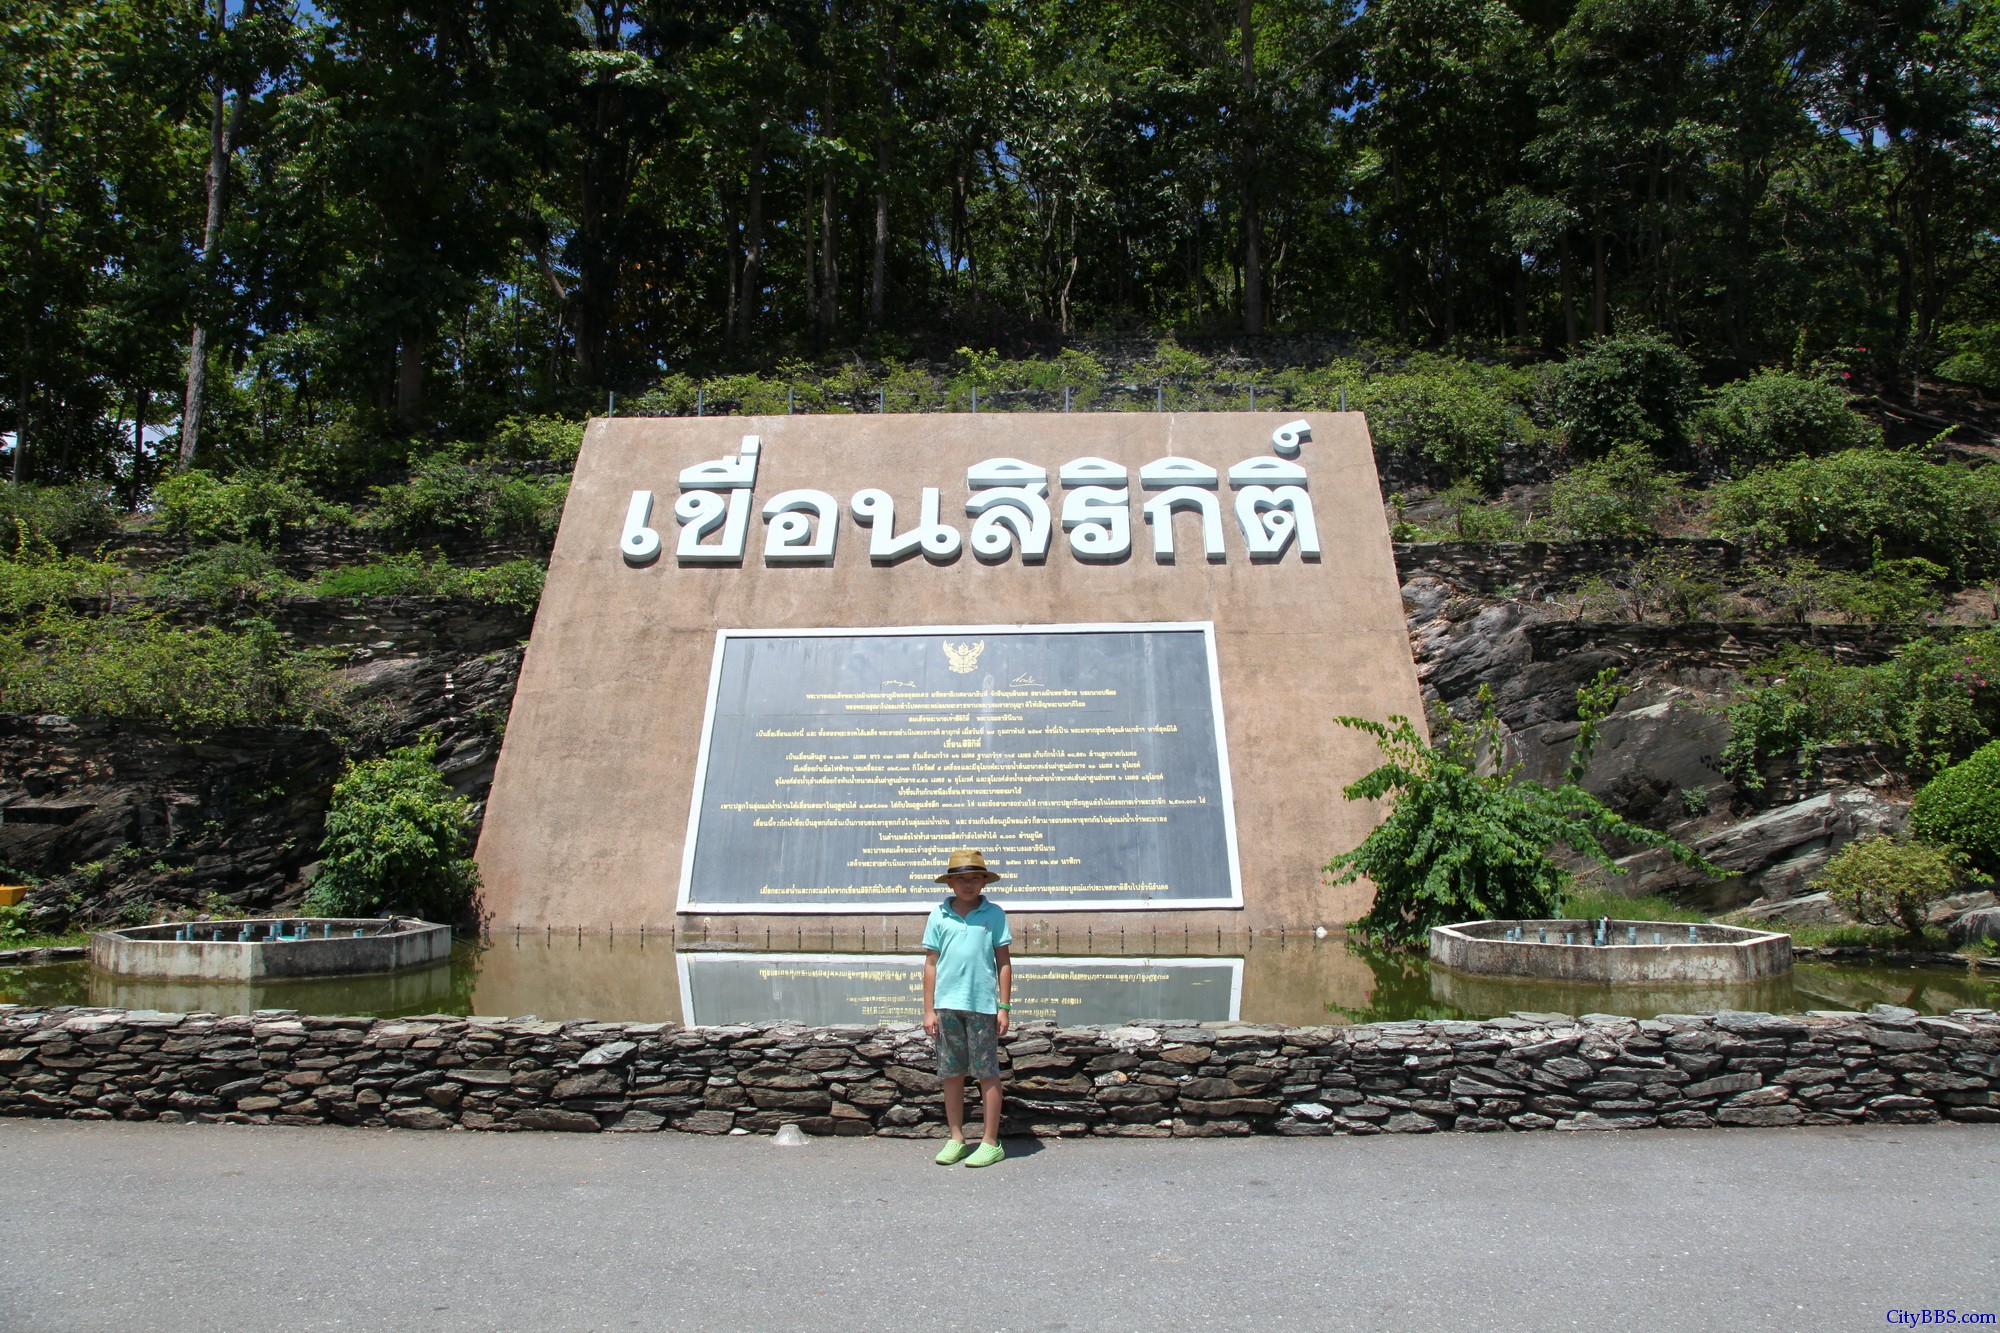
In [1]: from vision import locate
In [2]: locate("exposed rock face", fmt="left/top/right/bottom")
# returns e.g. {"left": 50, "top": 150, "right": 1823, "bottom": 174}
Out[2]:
{"left": 1584, "top": 789, "right": 1906, "bottom": 912}
{"left": 0, "top": 717, "right": 343, "bottom": 919}
{"left": 1399, "top": 562, "right": 1929, "bottom": 919}
{"left": 1950, "top": 908, "right": 2000, "bottom": 947}
{"left": 4, "top": 1005, "right": 1993, "bottom": 1136}
{"left": 1720, "top": 892, "right": 1849, "bottom": 926}
{"left": 0, "top": 597, "right": 528, "bottom": 924}
{"left": 1510, "top": 693, "right": 1730, "bottom": 826}
{"left": 1394, "top": 539, "right": 1744, "bottom": 598}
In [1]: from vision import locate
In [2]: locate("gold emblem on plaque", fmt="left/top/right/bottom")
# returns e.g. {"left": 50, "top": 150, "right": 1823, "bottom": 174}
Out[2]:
{"left": 942, "top": 639, "right": 986, "bottom": 674}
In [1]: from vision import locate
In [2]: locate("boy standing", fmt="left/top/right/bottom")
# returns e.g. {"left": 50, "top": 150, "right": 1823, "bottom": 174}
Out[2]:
{"left": 921, "top": 849, "right": 1013, "bottom": 1167}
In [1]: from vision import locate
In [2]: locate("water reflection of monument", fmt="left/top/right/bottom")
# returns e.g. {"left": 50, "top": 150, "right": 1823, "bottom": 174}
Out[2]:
{"left": 678, "top": 953, "right": 1242, "bottom": 1027}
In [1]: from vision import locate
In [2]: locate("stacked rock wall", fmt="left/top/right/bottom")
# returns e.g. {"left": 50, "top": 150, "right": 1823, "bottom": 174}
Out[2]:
{"left": 3, "top": 1005, "right": 1995, "bottom": 1136}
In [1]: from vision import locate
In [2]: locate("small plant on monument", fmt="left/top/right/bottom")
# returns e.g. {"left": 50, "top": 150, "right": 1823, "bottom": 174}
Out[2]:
{"left": 1325, "top": 669, "right": 1716, "bottom": 950}
{"left": 302, "top": 740, "right": 480, "bottom": 922}
{"left": 1812, "top": 834, "right": 1981, "bottom": 943}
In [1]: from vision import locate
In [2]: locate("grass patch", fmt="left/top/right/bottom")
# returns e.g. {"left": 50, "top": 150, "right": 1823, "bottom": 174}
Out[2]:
{"left": 1555, "top": 887, "right": 1712, "bottom": 924}
{"left": 1559, "top": 886, "right": 1973, "bottom": 951}
{"left": 311, "top": 555, "right": 544, "bottom": 610}
{"left": 1779, "top": 922, "right": 1957, "bottom": 951}
{"left": 0, "top": 607, "right": 347, "bottom": 735}
{"left": 0, "top": 928, "right": 92, "bottom": 951}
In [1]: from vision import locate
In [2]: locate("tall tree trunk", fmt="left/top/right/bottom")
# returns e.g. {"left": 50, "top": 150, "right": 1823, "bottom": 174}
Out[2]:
{"left": 736, "top": 123, "right": 769, "bottom": 341}
{"left": 1238, "top": 0, "right": 1263, "bottom": 335}
{"left": 870, "top": 131, "right": 889, "bottom": 325}
{"left": 569, "top": 0, "right": 636, "bottom": 387}
{"left": 819, "top": 163, "right": 838, "bottom": 342}
{"left": 1512, "top": 260, "right": 1529, "bottom": 347}
{"left": 130, "top": 386, "right": 148, "bottom": 508}
{"left": 178, "top": 4, "right": 247, "bottom": 471}
{"left": 950, "top": 149, "right": 968, "bottom": 289}
{"left": 571, "top": 107, "right": 624, "bottom": 384}
{"left": 805, "top": 180, "right": 820, "bottom": 335}
{"left": 396, "top": 335, "right": 424, "bottom": 426}
{"left": 723, "top": 188, "right": 740, "bottom": 343}
{"left": 1391, "top": 149, "right": 1409, "bottom": 341}
{"left": 1560, "top": 232, "right": 1578, "bottom": 347}
{"left": 1591, "top": 208, "right": 1609, "bottom": 337}
{"left": 12, "top": 323, "right": 27, "bottom": 485}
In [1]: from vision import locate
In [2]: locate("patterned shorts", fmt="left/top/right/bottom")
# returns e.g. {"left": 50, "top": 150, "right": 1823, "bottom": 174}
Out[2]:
{"left": 935, "top": 1009, "right": 1001, "bottom": 1080}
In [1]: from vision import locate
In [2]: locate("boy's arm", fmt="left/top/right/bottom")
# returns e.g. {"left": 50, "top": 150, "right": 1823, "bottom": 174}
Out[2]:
{"left": 922, "top": 951, "right": 940, "bottom": 1038}
{"left": 994, "top": 945, "right": 1012, "bottom": 1037}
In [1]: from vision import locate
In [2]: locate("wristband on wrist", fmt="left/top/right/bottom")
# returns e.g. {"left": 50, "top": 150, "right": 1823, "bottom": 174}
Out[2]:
{"left": 997, "top": 1003, "right": 1011, "bottom": 1010}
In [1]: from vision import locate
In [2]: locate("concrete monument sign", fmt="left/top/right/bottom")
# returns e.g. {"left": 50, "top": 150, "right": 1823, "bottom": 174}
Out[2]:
{"left": 476, "top": 412, "right": 1422, "bottom": 933}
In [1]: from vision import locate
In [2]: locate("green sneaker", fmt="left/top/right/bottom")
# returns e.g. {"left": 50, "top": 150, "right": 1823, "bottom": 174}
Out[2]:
{"left": 934, "top": 1139, "right": 970, "bottom": 1165}
{"left": 963, "top": 1142, "right": 1006, "bottom": 1168}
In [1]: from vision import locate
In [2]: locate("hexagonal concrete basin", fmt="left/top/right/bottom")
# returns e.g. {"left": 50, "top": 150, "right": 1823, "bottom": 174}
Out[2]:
{"left": 1430, "top": 918, "right": 1791, "bottom": 985}
{"left": 91, "top": 917, "right": 451, "bottom": 981}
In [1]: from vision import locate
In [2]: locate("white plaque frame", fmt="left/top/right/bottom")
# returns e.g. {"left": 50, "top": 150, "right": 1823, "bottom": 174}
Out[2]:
{"left": 676, "top": 621, "right": 1245, "bottom": 914}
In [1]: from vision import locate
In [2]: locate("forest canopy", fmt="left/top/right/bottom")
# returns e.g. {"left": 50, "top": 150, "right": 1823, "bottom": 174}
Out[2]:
{"left": 2, "top": 0, "right": 1997, "bottom": 482}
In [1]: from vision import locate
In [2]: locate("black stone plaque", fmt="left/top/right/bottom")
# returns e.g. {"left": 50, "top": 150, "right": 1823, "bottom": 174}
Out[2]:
{"left": 678, "top": 624, "right": 1240, "bottom": 911}
{"left": 677, "top": 952, "right": 1243, "bottom": 1026}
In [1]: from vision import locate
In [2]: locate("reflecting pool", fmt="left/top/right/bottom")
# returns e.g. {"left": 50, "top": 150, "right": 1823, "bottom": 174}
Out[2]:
{"left": 3, "top": 934, "right": 1994, "bottom": 1025}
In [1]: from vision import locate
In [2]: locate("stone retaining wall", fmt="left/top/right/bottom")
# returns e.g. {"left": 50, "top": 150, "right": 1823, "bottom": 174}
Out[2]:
{"left": 4, "top": 1004, "right": 1996, "bottom": 1137}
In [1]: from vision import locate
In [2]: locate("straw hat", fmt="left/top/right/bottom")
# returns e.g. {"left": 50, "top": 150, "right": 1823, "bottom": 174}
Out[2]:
{"left": 935, "top": 849, "right": 1002, "bottom": 884}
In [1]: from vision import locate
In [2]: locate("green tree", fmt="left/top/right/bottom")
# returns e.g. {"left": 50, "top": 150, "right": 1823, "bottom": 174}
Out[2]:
{"left": 1542, "top": 442, "right": 1688, "bottom": 537}
{"left": 1549, "top": 331, "right": 1703, "bottom": 458}
{"left": 1813, "top": 834, "right": 1974, "bottom": 941}
{"left": 1327, "top": 670, "right": 1712, "bottom": 949}
{"left": 1910, "top": 740, "right": 2000, "bottom": 879}
{"left": 1694, "top": 369, "right": 1880, "bottom": 467}
{"left": 302, "top": 741, "right": 481, "bottom": 921}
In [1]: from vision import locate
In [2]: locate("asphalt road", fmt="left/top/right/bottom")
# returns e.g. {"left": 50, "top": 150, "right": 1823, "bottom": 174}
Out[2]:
{"left": 1, "top": 1119, "right": 1995, "bottom": 1332}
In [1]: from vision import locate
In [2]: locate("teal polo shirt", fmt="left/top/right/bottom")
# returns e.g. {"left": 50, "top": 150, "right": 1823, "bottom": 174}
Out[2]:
{"left": 922, "top": 897, "right": 1012, "bottom": 1014}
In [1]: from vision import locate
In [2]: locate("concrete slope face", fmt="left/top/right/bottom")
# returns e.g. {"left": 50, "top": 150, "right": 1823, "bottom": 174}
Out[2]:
{"left": 476, "top": 412, "right": 1421, "bottom": 934}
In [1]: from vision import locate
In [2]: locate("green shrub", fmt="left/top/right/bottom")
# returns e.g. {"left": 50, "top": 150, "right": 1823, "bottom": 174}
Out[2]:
{"left": 1549, "top": 332, "right": 1703, "bottom": 458}
{"left": 369, "top": 453, "right": 568, "bottom": 543}
{"left": 1359, "top": 370, "right": 1522, "bottom": 483}
{"left": 1751, "top": 555, "right": 1946, "bottom": 626}
{"left": 0, "top": 483, "right": 117, "bottom": 549}
{"left": 154, "top": 469, "right": 348, "bottom": 547}
{"left": 312, "top": 555, "right": 544, "bottom": 610}
{"left": 0, "top": 608, "right": 343, "bottom": 735}
{"left": 0, "top": 903, "right": 29, "bottom": 945}
{"left": 1419, "top": 482, "right": 1525, "bottom": 541}
{"left": 301, "top": 741, "right": 480, "bottom": 922}
{"left": 1812, "top": 834, "right": 1973, "bottom": 939}
{"left": 1571, "top": 548, "right": 1728, "bottom": 622}
{"left": 149, "top": 543, "right": 298, "bottom": 604}
{"left": 1709, "top": 449, "right": 2000, "bottom": 576}
{"left": 1934, "top": 322, "right": 2000, "bottom": 391}
{"left": 1719, "top": 629, "right": 2000, "bottom": 785}
{"left": 1693, "top": 370, "right": 1880, "bottom": 466}
{"left": 455, "top": 561, "right": 545, "bottom": 609}
{"left": 478, "top": 415, "right": 585, "bottom": 466}
{"left": 1541, "top": 443, "right": 1690, "bottom": 537}
{"left": 0, "top": 544, "right": 127, "bottom": 612}
{"left": 1910, "top": 740, "right": 2000, "bottom": 879}
{"left": 1326, "top": 670, "right": 1712, "bottom": 949}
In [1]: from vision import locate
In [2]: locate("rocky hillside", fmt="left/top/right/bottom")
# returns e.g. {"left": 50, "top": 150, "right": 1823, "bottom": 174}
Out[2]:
{"left": 1, "top": 527, "right": 1985, "bottom": 935}
{"left": 1398, "top": 541, "right": 1990, "bottom": 930}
